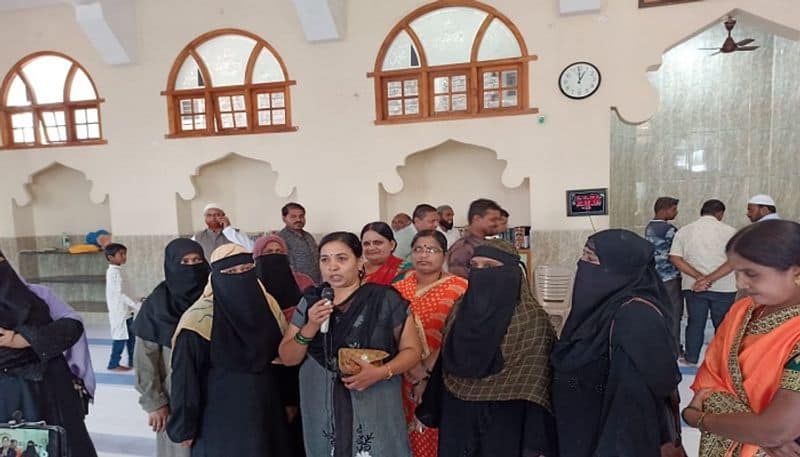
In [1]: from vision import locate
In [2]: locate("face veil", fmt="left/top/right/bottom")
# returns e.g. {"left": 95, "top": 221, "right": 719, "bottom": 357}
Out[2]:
{"left": 209, "top": 252, "right": 282, "bottom": 373}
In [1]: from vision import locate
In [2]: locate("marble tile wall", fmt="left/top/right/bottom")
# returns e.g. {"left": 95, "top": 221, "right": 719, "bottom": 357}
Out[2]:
{"left": 531, "top": 229, "right": 593, "bottom": 269}
{"left": 611, "top": 26, "right": 799, "bottom": 232}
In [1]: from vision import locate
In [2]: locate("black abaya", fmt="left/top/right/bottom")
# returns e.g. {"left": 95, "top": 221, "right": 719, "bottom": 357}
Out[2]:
{"left": 551, "top": 301, "right": 679, "bottom": 457}
{"left": 167, "top": 331, "right": 290, "bottom": 456}
{"left": 0, "top": 251, "right": 97, "bottom": 457}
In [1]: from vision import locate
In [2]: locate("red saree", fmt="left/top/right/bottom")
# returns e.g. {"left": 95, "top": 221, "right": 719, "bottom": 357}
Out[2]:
{"left": 692, "top": 297, "right": 800, "bottom": 457}
{"left": 394, "top": 272, "right": 468, "bottom": 457}
{"left": 364, "top": 255, "right": 405, "bottom": 285}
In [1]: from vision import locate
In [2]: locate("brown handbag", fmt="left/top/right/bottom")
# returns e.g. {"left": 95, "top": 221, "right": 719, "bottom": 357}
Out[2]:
{"left": 338, "top": 348, "right": 390, "bottom": 375}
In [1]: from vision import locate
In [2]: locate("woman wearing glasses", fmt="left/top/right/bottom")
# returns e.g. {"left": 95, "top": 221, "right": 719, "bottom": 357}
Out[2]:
{"left": 360, "top": 222, "right": 408, "bottom": 285}
{"left": 393, "top": 230, "right": 468, "bottom": 457}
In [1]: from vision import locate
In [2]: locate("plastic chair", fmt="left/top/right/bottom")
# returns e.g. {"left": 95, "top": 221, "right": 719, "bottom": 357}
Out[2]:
{"left": 534, "top": 265, "right": 575, "bottom": 334}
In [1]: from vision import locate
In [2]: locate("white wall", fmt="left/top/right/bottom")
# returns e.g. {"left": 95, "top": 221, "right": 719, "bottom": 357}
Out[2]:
{"left": 0, "top": 0, "right": 797, "bottom": 238}
{"left": 176, "top": 153, "right": 295, "bottom": 234}
{"left": 380, "top": 140, "right": 530, "bottom": 227}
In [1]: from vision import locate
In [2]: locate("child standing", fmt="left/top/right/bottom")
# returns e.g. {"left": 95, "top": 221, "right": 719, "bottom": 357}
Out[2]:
{"left": 105, "top": 243, "right": 140, "bottom": 372}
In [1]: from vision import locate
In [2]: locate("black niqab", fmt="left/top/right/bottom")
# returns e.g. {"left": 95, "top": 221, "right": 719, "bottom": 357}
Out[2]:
{"left": 442, "top": 244, "right": 522, "bottom": 378}
{"left": 0, "top": 249, "right": 52, "bottom": 369}
{"left": 550, "top": 229, "right": 674, "bottom": 372}
{"left": 210, "top": 253, "right": 281, "bottom": 373}
{"left": 255, "top": 254, "right": 302, "bottom": 310}
{"left": 134, "top": 239, "right": 210, "bottom": 348}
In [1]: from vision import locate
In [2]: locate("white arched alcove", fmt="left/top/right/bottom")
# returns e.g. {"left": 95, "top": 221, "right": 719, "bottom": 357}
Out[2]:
{"left": 177, "top": 153, "right": 296, "bottom": 235}
{"left": 12, "top": 163, "right": 111, "bottom": 238}
{"left": 380, "top": 140, "right": 530, "bottom": 227}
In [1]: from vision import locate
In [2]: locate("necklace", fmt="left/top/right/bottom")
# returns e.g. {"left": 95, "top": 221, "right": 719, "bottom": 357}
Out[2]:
{"left": 753, "top": 303, "right": 800, "bottom": 320}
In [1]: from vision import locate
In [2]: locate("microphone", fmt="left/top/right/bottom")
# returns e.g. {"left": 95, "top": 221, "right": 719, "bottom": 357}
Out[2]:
{"left": 320, "top": 285, "right": 334, "bottom": 334}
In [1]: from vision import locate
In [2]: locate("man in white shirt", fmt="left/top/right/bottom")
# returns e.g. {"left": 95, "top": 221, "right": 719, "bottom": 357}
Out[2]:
{"left": 669, "top": 199, "right": 737, "bottom": 365}
{"left": 192, "top": 203, "right": 254, "bottom": 259}
{"left": 746, "top": 194, "right": 781, "bottom": 223}
{"left": 436, "top": 205, "right": 461, "bottom": 249}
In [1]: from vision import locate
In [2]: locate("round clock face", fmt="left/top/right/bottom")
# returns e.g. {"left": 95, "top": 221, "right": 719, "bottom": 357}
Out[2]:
{"left": 559, "top": 62, "right": 601, "bottom": 99}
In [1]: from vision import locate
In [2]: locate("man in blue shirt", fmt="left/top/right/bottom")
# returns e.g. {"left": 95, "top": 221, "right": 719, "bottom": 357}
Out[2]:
{"left": 645, "top": 197, "right": 683, "bottom": 352}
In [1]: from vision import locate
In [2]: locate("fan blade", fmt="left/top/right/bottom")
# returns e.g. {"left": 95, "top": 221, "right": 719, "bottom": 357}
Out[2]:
{"left": 737, "top": 46, "right": 760, "bottom": 51}
{"left": 709, "top": 51, "right": 721, "bottom": 56}
{"left": 736, "top": 38, "right": 755, "bottom": 46}
{"left": 698, "top": 47, "right": 721, "bottom": 50}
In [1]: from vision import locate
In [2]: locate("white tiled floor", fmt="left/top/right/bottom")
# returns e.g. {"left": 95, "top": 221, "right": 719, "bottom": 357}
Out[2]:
{"left": 82, "top": 320, "right": 707, "bottom": 457}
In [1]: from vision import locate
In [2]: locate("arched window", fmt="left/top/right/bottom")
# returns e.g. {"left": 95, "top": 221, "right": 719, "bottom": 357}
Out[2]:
{"left": 0, "top": 52, "right": 105, "bottom": 149}
{"left": 163, "top": 29, "right": 296, "bottom": 138}
{"left": 369, "top": 1, "right": 537, "bottom": 124}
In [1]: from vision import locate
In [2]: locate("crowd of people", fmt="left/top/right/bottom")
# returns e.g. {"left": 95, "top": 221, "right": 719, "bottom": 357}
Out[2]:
{"left": 1, "top": 194, "right": 800, "bottom": 457}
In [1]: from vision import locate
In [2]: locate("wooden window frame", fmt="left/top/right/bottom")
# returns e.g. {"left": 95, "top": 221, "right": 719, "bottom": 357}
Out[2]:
{"left": 478, "top": 63, "right": 524, "bottom": 113}
{"left": 382, "top": 72, "right": 424, "bottom": 121}
{"left": 162, "top": 29, "right": 297, "bottom": 139}
{"left": 368, "top": 0, "right": 538, "bottom": 125}
{"left": 0, "top": 51, "right": 106, "bottom": 150}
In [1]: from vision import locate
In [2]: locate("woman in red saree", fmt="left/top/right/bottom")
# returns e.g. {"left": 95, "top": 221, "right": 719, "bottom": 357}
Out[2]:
{"left": 361, "top": 222, "right": 408, "bottom": 285}
{"left": 394, "top": 230, "right": 467, "bottom": 457}
{"left": 684, "top": 220, "right": 800, "bottom": 457}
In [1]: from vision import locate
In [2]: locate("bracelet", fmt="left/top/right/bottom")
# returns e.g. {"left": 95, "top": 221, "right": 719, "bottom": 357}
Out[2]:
{"left": 697, "top": 412, "right": 709, "bottom": 433}
{"left": 293, "top": 332, "right": 313, "bottom": 345}
{"left": 681, "top": 406, "right": 701, "bottom": 424}
{"left": 385, "top": 364, "right": 394, "bottom": 380}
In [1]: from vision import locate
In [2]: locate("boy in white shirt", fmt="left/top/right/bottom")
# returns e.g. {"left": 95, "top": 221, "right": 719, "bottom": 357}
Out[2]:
{"left": 104, "top": 243, "right": 140, "bottom": 372}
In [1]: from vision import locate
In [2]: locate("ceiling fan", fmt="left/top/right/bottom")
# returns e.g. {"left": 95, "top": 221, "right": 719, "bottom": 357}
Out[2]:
{"left": 699, "top": 16, "right": 759, "bottom": 56}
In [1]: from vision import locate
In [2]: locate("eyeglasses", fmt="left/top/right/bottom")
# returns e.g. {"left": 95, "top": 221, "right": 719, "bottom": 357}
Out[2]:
{"left": 412, "top": 246, "right": 443, "bottom": 255}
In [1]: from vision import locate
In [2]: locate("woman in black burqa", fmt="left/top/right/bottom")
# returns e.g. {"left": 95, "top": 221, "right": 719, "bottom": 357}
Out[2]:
{"left": 550, "top": 229, "right": 685, "bottom": 457}
{"left": 0, "top": 249, "right": 97, "bottom": 457}
{"left": 133, "top": 238, "right": 209, "bottom": 457}
{"left": 255, "top": 252, "right": 306, "bottom": 457}
{"left": 167, "top": 244, "right": 290, "bottom": 456}
{"left": 417, "top": 239, "right": 558, "bottom": 457}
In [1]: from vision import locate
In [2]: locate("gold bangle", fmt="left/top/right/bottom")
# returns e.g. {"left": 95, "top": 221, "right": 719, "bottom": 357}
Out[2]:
{"left": 385, "top": 364, "right": 394, "bottom": 380}
{"left": 697, "top": 412, "right": 709, "bottom": 433}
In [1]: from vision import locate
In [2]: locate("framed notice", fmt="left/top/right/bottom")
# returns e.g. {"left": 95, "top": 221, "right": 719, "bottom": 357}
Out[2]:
{"left": 566, "top": 188, "right": 608, "bottom": 217}
{"left": 639, "top": 0, "right": 701, "bottom": 8}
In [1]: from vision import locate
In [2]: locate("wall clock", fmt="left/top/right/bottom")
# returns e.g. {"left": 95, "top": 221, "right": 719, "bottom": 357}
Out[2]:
{"left": 559, "top": 61, "right": 601, "bottom": 100}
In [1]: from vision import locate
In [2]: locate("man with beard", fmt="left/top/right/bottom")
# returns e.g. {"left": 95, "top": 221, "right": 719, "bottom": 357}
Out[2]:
{"left": 192, "top": 204, "right": 254, "bottom": 259}
{"left": 278, "top": 203, "right": 321, "bottom": 283}
{"left": 437, "top": 205, "right": 460, "bottom": 249}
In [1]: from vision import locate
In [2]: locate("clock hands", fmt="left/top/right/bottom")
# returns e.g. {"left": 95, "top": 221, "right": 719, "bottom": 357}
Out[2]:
{"left": 577, "top": 69, "right": 585, "bottom": 84}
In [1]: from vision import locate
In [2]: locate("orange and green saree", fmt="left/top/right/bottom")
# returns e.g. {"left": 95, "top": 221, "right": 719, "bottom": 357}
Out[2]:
{"left": 692, "top": 297, "right": 800, "bottom": 457}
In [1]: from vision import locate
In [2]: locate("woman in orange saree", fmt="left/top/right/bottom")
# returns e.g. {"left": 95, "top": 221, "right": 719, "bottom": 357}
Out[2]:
{"left": 684, "top": 220, "right": 800, "bottom": 457}
{"left": 394, "top": 230, "right": 467, "bottom": 457}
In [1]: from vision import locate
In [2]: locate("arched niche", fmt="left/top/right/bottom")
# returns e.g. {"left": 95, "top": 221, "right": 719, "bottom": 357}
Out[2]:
{"left": 611, "top": 10, "right": 800, "bottom": 231}
{"left": 12, "top": 163, "right": 111, "bottom": 239}
{"left": 177, "top": 153, "right": 296, "bottom": 235}
{"left": 380, "top": 140, "right": 530, "bottom": 227}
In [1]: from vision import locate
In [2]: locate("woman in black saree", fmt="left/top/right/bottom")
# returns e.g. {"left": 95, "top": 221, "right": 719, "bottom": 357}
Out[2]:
{"left": 279, "top": 232, "right": 422, "bottom": 457}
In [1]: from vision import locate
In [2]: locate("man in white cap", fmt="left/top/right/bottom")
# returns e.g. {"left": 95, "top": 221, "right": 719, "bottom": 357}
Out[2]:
{"left": 192, "top": 203, "right": 254, "bottom": 259}
{"left": 746, "top": 194, "right": 780, "bottom": 223}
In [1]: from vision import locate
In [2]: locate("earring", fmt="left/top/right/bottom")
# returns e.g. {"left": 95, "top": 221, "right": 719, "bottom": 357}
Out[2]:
{"left": 794, "top": 277, "right": 800, "bottom": 287}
